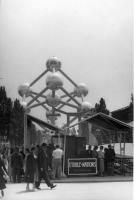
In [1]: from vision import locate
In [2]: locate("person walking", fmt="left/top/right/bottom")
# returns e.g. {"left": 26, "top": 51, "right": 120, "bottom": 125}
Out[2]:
{"left": 0, "top": 152, "right": 8, "bottom": 198}
{"left": 47, "top": 144, "right": 55, "bottom": 170}
{"left": 35, "top": 143, "right": 56, "bottom": 190}
{"left": 24, "top": 148, "right": 30, "bottom": 174}
{"left": 52, "top": 145, "right": 63, "bottom": 179}
{"left": 25, "top": 147, "right": 38, "bottom": 191}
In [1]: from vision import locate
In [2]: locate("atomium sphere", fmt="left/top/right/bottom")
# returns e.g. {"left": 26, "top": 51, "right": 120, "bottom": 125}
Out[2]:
{"left": 18, "top": 83, "right": 31, "bottom": 97}
{"left": 20, "top": 101, "right": 27, "bottom": 108}
{"left": 25, "top": 108, "right": 31, "bottom": 114}
{"left": 46, "top": 93, "right": 61, "bottom": 107}
{"left": 46, "top": 110, "right": 53, "bottom": 118}
{"left": 74, "top": 83, "right": 88, "bottom": 97}
{"left": 80, "top": 101, "right": 92, "bottom": 112}
{"left": 46, "top": 57, "right": 61, "bottom": 72}
{"left": 46, "top": 72, "right": 63, "bottom": 90}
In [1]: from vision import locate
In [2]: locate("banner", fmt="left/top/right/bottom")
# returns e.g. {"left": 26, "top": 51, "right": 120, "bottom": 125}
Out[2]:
{"left": 68, "top": 158, "right": 97, "bottom": 175}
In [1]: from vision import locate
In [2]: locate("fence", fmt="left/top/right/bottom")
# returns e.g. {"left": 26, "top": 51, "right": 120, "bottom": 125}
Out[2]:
{"left": 114, "top": 156, "right": 133, "bottom": 176}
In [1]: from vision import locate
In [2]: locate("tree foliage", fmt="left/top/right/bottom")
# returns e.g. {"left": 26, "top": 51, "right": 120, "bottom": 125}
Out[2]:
{"left": 0, "top": 86, "right": 12, "bottom": 139}
{"left": 0, "top": 86, "right": 24, "bottom": 146}
{"left": 10, "top": 99, "right": 24, "bottom": 146}
{"left": 0, "top": 86, "right": 39, "bottom": 146}
{"left": 95, "top": 97, "right": 109, "bottom": 115}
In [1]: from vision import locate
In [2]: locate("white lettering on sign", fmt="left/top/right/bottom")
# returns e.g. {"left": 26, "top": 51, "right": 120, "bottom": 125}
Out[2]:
{"left": 69, "top": 161, "right": 96, "bottom": 168}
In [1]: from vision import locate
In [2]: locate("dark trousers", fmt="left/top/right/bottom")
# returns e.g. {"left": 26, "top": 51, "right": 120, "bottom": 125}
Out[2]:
{"left": 104, "top": 159, "right": 108, "bottom": 174}
{"left": 107, "top": 161, "right": 114, "bottom": 175}
{"left": 35, "top": 170, "right": 52, "bottom": 188}
{"left": 12, "top": 168, "right": 21, "bottom": 183}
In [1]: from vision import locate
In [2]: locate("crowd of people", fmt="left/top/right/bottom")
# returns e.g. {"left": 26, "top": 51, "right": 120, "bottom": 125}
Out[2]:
{"left": 0, "top": 143, "right": 115, "bottom": 198}
{"left": 0, "top": 143, "right": 64, "bottom": 197}
{"left": 79, "top": 144, "right": 116, "bottom": 176}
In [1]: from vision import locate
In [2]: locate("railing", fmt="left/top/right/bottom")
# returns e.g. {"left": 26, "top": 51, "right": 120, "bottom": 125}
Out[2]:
{"left": 114, "top": 156, "right": 133, "bottom": 176}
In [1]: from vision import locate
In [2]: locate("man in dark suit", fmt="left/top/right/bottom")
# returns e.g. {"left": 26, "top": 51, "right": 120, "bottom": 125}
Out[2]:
{"left": 107, "top": 144, "right": 115, "bottom": 176}
{"left": 35, "top": 143, "right": 56, "bottom": 190}
{"left": 85, "top": 145, "right": 93, "bottom": 158}
{"left": 11, "top": 147, "right": 23, "bottom": 183}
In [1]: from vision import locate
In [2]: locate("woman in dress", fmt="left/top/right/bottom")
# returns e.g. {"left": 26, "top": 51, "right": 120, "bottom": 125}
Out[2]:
{"left": 25, "top": 147, "right": 38, "bottom": 191}
{"left": 0, "top": 153, "right": 8, "bottom": 198}
{"left": 98, "top": 146, "right": 104, "bottom": 176}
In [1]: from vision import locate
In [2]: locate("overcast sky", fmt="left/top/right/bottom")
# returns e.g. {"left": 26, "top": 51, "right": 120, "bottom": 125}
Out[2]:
{"left": 0, "top": 0, "right": 133, "bottom": 121}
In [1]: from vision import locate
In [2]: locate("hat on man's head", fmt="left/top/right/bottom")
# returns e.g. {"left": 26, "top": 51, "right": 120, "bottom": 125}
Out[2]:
{"left": 31, "top": 147, "right": 35, "bottom": 151}
{"left": 42, "top": 143, "right": 47, "bottom": 147}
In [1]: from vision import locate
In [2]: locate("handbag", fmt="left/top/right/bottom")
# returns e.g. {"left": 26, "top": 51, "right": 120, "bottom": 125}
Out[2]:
{"left": 3, "top": 174, "right": 9, "bottom": 182}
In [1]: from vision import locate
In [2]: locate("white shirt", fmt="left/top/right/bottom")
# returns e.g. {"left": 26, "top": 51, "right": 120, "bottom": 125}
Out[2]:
{"left": 52, "top": 148, "right": 63, "bottom": 159}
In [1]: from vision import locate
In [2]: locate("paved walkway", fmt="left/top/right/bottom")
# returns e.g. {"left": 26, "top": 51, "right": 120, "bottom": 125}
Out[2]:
{"left": 5, "top": 182, "right": 133, "bottom": 200}
{"left": 52, "top": 175, "right": 133, "bottom": 183}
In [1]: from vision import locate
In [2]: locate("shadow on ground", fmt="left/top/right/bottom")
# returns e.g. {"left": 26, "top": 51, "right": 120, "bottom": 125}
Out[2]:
{"left": 16, "top": 188, "right": 50, "bottom": 194}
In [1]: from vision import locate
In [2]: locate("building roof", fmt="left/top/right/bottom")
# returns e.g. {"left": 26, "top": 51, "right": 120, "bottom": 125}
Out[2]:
{"left": 27, "top": 114, "right": 60, "bottom": 132}
{"left": 111, "top": 106, "right": 130, "bottom": 113}
{"left": 111, "top": 105, "right": 133, "bottom": 123}
{"left": 127, "top": 121, "right": 134, "bottom": 127}
{"left": 27, "top": 113, "right": 133, "bottom": 133}
{"left": 69, "top": 112, "right": 133, "bottom": 131}
{"left": 86, "top": 112, "right": 132, "bottom": 130}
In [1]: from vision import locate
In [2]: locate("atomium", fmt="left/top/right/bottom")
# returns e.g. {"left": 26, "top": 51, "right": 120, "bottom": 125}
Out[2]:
{"left": 18, "top": 57, "right": 92, "bottom": 138}
{"left": 74, "top": 83, "right": 88, "bottom": 97}
{"left": 46, "top": 57, "right": 61, "bottom": 72}
{"left": 80, "top": 101, "right": 92, "bottom": 112}
{"left": 18, "top": 83, "right": 32, "bottom": 97}
{"left": 20, "top": 101, "right": 27, "bottom": 108}
{"left": 46, "top": 93, "right": 61, "bottom": 107}
{"left": 46, "top": 72, "right": 63, "bottom": 90}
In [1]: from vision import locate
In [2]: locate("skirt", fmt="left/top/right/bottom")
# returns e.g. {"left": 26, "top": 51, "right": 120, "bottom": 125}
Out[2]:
{"left": 25, "top": 170, "right": 35, "bottom": 183}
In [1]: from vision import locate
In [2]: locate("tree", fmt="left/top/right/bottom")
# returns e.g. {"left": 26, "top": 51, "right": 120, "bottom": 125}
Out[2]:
{"left": 0, "top": 86, "right": 26, "bottom": 146}
{"left": 10, "top": 99, "right": 24, "bottom": 146}
{"left": 0, "top": 86, "right": 13, "bottom": 140}
{"left": 95, "top": 97, "right": 109, "bottom": 115}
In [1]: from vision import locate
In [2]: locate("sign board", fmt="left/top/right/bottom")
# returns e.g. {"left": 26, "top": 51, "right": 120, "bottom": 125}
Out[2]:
{"left": 68, "top": 158, "right": 97, "bottom": 175}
